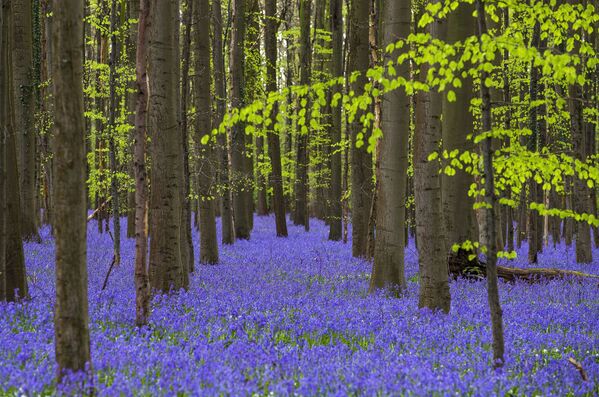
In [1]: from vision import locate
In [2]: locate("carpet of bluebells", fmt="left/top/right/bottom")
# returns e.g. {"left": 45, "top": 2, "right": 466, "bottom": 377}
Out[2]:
{"left": 1, "top": 216, "right": 598, "bottom": 396}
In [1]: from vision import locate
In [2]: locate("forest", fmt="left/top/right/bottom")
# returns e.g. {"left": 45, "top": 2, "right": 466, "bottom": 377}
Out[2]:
{"left": 0, "top": 0, "right": 598, "bottom": 394}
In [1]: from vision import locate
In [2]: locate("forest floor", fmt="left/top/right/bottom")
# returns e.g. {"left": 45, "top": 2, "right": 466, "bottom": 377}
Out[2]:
{"left": 1, "top": 216, "right": 598, "bottom": 395}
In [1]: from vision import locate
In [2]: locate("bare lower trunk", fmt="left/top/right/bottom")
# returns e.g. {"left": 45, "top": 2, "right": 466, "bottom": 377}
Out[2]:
{"left": 108, "top": 0, "right": 121, "bottom": 264}
{"left": 51, "top": 0, "right": 91, "bottom": 379}
{"left": 415, "top": 11, "right": 449, "bottom": 313}
{"left": 4, "top": 11, "right": 27, "bottom": 301}
{"left": 265, "top": 0, "right": 287, "bottom": 237}
{"left": 134, "top": 0, "right": 150, "bottom": 327}
{"left": 10, "top": 0, "right": 38, "bottom": 241}
{"left": 0, "top": 1, "right": 7, "bottom": 301}
{"left": 148, "top": 0, "right": 186, "bottom": 292}
{"left": 194, "top": 0, "right": 219, "bottom": 265}
{"left": 476, "top": 0, "right": 505, "bottom": 368}
{"left": 349, "top": 0, "right": 372, "bottom": 258}
{"left": 230, "top": 0, "right": 251, "bottom": 239}
{"left": 328, "top": 0, "right": 343, "bottom": 241}
{"left": 212, "top": 0, "right": 234, "bottom": 244}
{"left": 180, "top": 0, "right": 195, "bottom": 274}
{"left": 294, "top": 0, "right": 311, "bottom": 231}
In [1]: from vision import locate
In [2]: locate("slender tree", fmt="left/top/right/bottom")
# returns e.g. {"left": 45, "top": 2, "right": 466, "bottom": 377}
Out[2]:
{"left": 10, "top": 0, "right": 38, "bottom": 241}
{"left": 568, "top": 1, "right": 592, "bottom": 263}
{"left": 52, "top": 0, "right": 92, "bottom": 378}
{"left": 212, "top": 0, "right": 235, "bottom": 244}
{"left": 348, "top": 0, "right": 373, "bottom": 257}
{"left": 134, "top": 0, "right": 150, "bottom": 327}
{"left": 180, "top": 0, "right": 195, "bottom": 273}
{"left": 108, "top": 0, "right": 121, "bottom": 264}
{"left": 328, "top": 0, "right": 343, "bottom": 241}
{"left": 148, "top": 0, "right": 187, "bottom": 292}
{"left": 476, "top": 0, "right": 505, "bottom": 368}
{"left": 194, "top": 0, "right": 219, "bottom": 264}
{"left": 415, "top": 9, "right": 450, "bottom": 312}
{"left": 294, "top": 0, "right": 311, "bottom": 231}
{"left": 265, "top": 0, "right": 288, "bottom": 237}
{"left": 369, "top": 0, "right": 410, "bottom": 292}
{"left": 230, "top": 0, "right": 251, "bottom": 239}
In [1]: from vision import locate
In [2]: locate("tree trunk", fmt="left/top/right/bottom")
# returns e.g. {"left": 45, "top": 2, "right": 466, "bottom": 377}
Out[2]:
{"left": 348, "top": 0, "right": 373, "bottom": 257}
{"left": 10, "top": 0, "right": 38, "bottom": 241}
{"left": 133, "top": 0, "right": 150, "bottom": 327}
{"left": 265, "top": 0, "right": 288, "bottom": 237}
{"left": 230, "top": 0, "right": 251, "bottom": 239}
{"left": 51, "top": 0, "right": 91, "bottom": 379}
{"left": 328, "top": 0, "right": 343, "bottom": 241}
{"left": 0, "top": 1, "right": 7, "bottom": 300}
{"left": 369, "top": 0, "right": 409, "bottom": 290}
{"left": 442, "top": 2, "right": 477, "bottom": 255}
{"left": 476, "top": 0, "right": 505, "bottom": 368}
{"left": 414, "top": 10, "right": 450, "bottom": 312}
{"left": 108, "top": 0, "right": 121, "bottom": 264}
{"left": 4, "top": 8, "right": 27, "bottom": 301}
{"left": 212, "top": 0, "right": 235, "bottom": 244}
{"left": 180, "top": 0, "right": 195, "bottom": 274}
{"left": 294, "top": 0, "right": 311, "bottom": 231}
{"left": 148, "top": 0, "right": 187, "bottom": 292}
{"left": 194, "top": 0, "right": 219, "bottom": 264}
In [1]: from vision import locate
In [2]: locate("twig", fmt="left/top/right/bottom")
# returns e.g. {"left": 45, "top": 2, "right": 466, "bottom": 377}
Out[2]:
{"left": 568, "top": 357, "right": 588, "bottom": 381}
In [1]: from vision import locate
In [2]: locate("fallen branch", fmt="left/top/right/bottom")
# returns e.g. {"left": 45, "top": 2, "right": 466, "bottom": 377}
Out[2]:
{"left": 448, "top": 249, "right": 599, "bottom": 282}
{"left": 568, "top": 357, "right": 588, "bottom": 381}
{"left": 101, "top": 231, "right": 117, "bottom": 291}
{"left": 87, "top": 197, "right": 112, "bottom": 223}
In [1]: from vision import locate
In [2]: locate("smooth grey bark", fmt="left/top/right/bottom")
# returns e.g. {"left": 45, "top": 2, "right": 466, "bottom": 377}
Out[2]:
{"left": 476, "top": 0, "right": 505, "bottom": 368}
{"left": 230, "top": 0, "right": 251, "bottom": 239}
{"left": 294, "top": 0, "right": 311, "bottom": 231}
{"left": 134, "top": 0, "right": 150, "bottom": 327}
{"left": 328, "top": 0, "right": 343, "bottom": 241}
{"left": 442, "top": 2, "right": 478, "bottom": 252}
{"left": 194, "top": 0, "right": 219, "bottom": 264}
{"left": 4, "top": 6, "right": 27, "bottom": 302}
{"left": 369, "top": 0, "right": 409, "bottom": 292}
{"left": 348, "top": 0, "right": 373, "bottom": 257}
{"left": 108, "top": 0, "right": 121, "bottom": 264}
{"left": 265, "top": 0, "right": 288, "bottom": 237}
{"left": 180, "top": 0, "right": 195, "bottom": 273}
{"left": 148, "top": 0, "right": 187, "bottom": 292}
{"left": 10, "top": 0, "right": 38, "bottom": 241}
{"left": 212, "top": 0, "right": 235, "bottom": 244}
{"left": 0, "top": 0, "right": 7, "bottom": 300}
{"left": 51, "top": 0, "right": 91, "bottom": 379}
{"left": 415, "top": 11, "right": 450, "bottom": 313}
{"left": 568, "top": 0, "right": 592, "bottom": 263}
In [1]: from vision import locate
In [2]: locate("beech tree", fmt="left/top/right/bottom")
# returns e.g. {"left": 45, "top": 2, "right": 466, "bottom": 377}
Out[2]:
{"left": 51, "top": 0, "right": 91, "bottom": 378}
{"left": 2, "top": 2, "right": 27, "bottom": 301}
{"left": 212, "top": 0, "right": 235, "bottom": 244}
{"left": 194, "top": 0, "right": 219, "bottom": 264}
{"left": 10, "top": 0, "right": 38, "bottom": 242}
{"left": 230, "top": 0, "right": 252, "bottom": 240}
{"left": 133, "top": 0, "right": 150, "bottom": 327}
{"left": 148, "top": 0, "right": 187, "bottom": 292}
{"left": 370, "top": 0, "right": 410, "bottom": 292}
{"left": 348, "top": 0, "right": 373, "bottom": 258}
{"left": 265, "top": 0, "right": 288, "bottom": 237}
{"left": 328, "top": 0, "right": 343, "bottom": 241}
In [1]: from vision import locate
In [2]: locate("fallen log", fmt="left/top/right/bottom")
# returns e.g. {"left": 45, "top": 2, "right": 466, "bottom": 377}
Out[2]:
{"left": 448, "top": 249, "right": 599, "bottom": 282}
